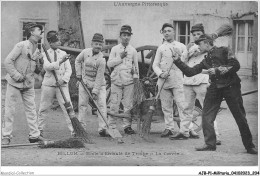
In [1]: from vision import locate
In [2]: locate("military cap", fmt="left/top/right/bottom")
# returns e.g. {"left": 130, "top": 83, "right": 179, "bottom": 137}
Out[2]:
{"left": 120, "top": 25, "right": 133, "bottom": 35}
{"left": 47, "top": 31, "right": 59, "bottom": 43}
{"left": 160, "top": 23, "right": 174, "bottom": 33}
{"left": 191, "top": 23, "right": 204, "bottom": 33}
{"left": 25, "top": 22, "right": 43, "bottom": 31}
{"left": 92, "top": 33, "right": 104, "bottom": 43}
{"left": 195, "top": 34, "right": 213, "bottom": 45}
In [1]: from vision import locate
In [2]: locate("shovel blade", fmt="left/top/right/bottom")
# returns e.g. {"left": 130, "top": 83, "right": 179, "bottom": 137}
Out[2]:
{"left": 107, "top": 128, "right": 122, "bottom": 139}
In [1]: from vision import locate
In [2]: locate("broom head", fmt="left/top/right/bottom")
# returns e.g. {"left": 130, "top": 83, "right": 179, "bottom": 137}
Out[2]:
{"left": 215, "top": 24, "right": 233, "bottom": 38}
{"left": 38, "top": 138, "right": 85, "bottom": 148}
{"left": 133, "top": 78, "right": 146, "bottom": 106}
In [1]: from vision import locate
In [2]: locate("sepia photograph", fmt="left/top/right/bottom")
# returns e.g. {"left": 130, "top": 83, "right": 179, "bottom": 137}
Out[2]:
{"left": 1, "top": 0, "right": 259, "bottom": 175}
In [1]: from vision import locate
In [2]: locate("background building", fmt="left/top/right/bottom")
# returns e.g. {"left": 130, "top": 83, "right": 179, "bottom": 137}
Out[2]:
{"left": 1, "top": 1, "right": 258, "bottom": 78}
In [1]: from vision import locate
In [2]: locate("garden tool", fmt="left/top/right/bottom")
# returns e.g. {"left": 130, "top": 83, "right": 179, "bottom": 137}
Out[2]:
{"left": 42, "top": 44, "right": 92, "bottom": 143}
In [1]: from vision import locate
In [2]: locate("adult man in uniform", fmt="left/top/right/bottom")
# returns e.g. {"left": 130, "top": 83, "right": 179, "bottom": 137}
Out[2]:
{"left": 107, "top": 25, "right": 139, "bottom": 134}
{"left": 152, "top": 23, "right": 194, "bottom": 139}
{"left": 172, "top": 34, "right": 257, "bottom": 154}
{"left": 38, "top": 31, "right": 75, "bottom": 137}
{"left": 2, "top": 22, "right": 44, "bottom": 145}
{"left": 75, "top": 33, "right": 108, "bottom": 136}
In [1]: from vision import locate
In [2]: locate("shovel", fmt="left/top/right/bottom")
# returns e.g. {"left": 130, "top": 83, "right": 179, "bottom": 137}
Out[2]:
{"left": 79, "top": 80, "right": 123, "bottom": 143}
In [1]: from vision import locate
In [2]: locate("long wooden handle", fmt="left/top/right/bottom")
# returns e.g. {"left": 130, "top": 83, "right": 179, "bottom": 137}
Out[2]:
{"left": 42, "top": 44, "right": 69, "bottom": 103}
{"left": 80, "top": 80, "right": 109, "bottom": 127}
{"left": 2, "top": 143, "right": 40, "bottom": 148}
{"left": 155, "top": 48, "right": 176, "bottom": 100}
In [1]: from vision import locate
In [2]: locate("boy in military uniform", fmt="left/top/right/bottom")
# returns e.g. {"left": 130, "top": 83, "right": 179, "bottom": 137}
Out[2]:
{"left": 37, "top": 31, "right": 74, "bottom": 137}
{"left": 2, "top": 22, "right": 44, "bottom": 145}
{"left": 107, "top": 25, "right": 139, "bottom": 134}
{"left": 185, "top": 23, "right": 221, "bottom": 143}
{"left": 153, "top": 23, "right": 193, "bottom": 139}
{"left": 75, "top": 33, "right": 108, "bottom": 136}
{"left": 172, "top": 34, "right": 257, "bottom": 154}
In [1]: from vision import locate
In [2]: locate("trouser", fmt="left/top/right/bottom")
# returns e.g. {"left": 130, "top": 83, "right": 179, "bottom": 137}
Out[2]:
{"left": 78, "top": 84, "right": 107, "bottom": 132}
{"left": 202, "top": 83, "right": 255, "bottom": 149}
{"left": 38, "top": 85, "right": 74, "bottom": 135}
{"left": 160, "top": 87, "right": 192, "bottom": 136}
{"left": 108, "top": 83, "right": 134, "bottom": 129}
{"left": 184, "top": 84, "right": 220, "bottom": 140}
{"left": 2, "top": 83, "right": 40, "bottom": 139}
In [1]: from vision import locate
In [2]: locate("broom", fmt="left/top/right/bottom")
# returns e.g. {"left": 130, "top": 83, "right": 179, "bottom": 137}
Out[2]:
{"left": 211, "top": 24, "right": 233, "bottom": 39}
{"left": 42, "top": 44, "right": 92, "bottom": 144}
{"left": 1, "top": 138, "right": 85, "bottom": 148}
{"left": 140, "top": 47, "right": 177, "bottom": 137}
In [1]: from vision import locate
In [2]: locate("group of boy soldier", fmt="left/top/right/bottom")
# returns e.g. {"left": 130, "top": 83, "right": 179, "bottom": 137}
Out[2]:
{"left": 1, "top": 22, "right": 257, "bottom": 154}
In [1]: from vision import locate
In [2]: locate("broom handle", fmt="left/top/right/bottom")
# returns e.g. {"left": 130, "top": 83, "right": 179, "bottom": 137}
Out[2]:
{"left": 2, "top": 143, "right": 40, "bottom": 148}
{"left": 155, "top": 48, "right": 176, "bottom": 100}
{"left": 80, "top": 80, "right": 109, "bottom": 127}
{"left": 42, "top": 44, "right": 69, "bottom": 103}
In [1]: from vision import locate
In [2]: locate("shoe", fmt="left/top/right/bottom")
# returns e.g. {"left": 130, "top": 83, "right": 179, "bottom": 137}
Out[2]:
{"left": 169, "top": 132, "right": 189, "bottom": 140}
{"left": 161, "top": 129, "right": 173, "bottom": 138}
{"left": 99, "top": 129, "right": 110, "bottom": 137}
{"left": 29, "top": 136, "right": 46, "bottom": 143}
{"left": 195, "top": 144, "right": 216, "bottom": 151}
{"left": 124, "top": 127, "right": 135, "bottom": 135}
{"left": 189, "top": 130, "right": 200, "bottom": 139}
{"left": 216, "top": 140, "right": 221, "bottom": 145}
{"left": 247, "top": 147, "right": 258, "bottom": 154}
{"left": 2, "top": 137, "right": 10, "bottom": 145}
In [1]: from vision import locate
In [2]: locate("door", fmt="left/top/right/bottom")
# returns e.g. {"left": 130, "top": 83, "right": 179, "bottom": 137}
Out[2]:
{"left": 234, "top": 21, "right": 253, "bottom": 69}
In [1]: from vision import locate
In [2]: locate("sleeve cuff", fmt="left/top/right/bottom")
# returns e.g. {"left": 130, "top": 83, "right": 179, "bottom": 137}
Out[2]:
{"left": 92, "top": 88, "right": 99, "bottom": 95}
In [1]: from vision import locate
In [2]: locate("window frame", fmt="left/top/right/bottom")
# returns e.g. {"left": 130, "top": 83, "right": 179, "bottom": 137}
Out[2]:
{"left": 235, "top": 20, "right": 253, "bottom": 53}
{"left": 173, "top": 21, "right": 191, "bottom": 45}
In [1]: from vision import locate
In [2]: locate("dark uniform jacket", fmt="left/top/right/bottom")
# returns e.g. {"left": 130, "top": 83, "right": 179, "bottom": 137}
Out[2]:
{"left": 174, "top": 46, "right": 241, "bottom": 88}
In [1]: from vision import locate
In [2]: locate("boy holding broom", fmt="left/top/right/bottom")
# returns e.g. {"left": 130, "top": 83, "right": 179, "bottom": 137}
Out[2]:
{"left": 75, "top": 33, "right": 108, "bottom": 137}
{"left": 37, "top": 30, "right": 75, "bottom": 137}
{"left": 185, "top": 23, "right": 221, "bottom": 143}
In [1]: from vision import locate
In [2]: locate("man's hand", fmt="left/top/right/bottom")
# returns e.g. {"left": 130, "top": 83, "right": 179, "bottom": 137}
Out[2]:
{"left": 201, "top": 69, "right": 209, "bottom": 74}
{"left": 170, "top": 48, "right": 181, "bottom": 61}
{"left": 59, "top": 54, "right": 70, "bottom": 65}
{"left": 160, "top": 72, "right": 170, "bottom": 79}
{"left": 208, "top": 68, "right": 216, "bottom": 75}
{"left": 92, "top": 93, "right": 98, "bottom": 101}
{"left": 56, "top": 79, "right": 65, "bottom": 86}
{"left": 76, "top": 75, "right": 82, "bottom": 81}
{"left": 218, "top": 66, "right": 232, "bottom": 75}
{"left": 17, "top": 74, "right": 26, "bottom": 82}
{"left": 120, "top": 51, "right": 127, "bottom": 59}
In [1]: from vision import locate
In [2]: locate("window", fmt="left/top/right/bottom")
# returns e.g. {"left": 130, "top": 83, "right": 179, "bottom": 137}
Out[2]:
{"left": 104, "top": 39, "right": 118, "bottom": 53}
{"left": 235, "top": 21, "right": 253, "bottom": 52}
{"left": 174, "top": 21, "right": 190, "bottom": 45}
{"left": 22, "top": 22, "right": 45, "bottom": 52}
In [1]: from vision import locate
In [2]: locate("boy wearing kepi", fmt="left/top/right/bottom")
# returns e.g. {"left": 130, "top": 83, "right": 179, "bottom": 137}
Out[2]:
{"left": 75, "top": 33, "right": 108, "bottom": 137}
{"left": 38, "top": 31, "right": 75, "bottom": 137}
{"left": 185, "top": 23, "right": 221, "bottom": 143}
{"left": 172, "top": 34, "right": 257, "bottom": 154}
{"left": 2, "top": 22, "right": 44, "bottom": 145}
{"left": 152, "top": 23, "right": 193, "bottom": 139}
{"left": 107, "top": 25, "right": 139, "bottom": 135}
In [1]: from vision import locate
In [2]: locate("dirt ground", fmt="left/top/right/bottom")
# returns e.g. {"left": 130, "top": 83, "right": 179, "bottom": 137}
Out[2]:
{"left": 1, "top": 76, "right": 258, "bottom": 166}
